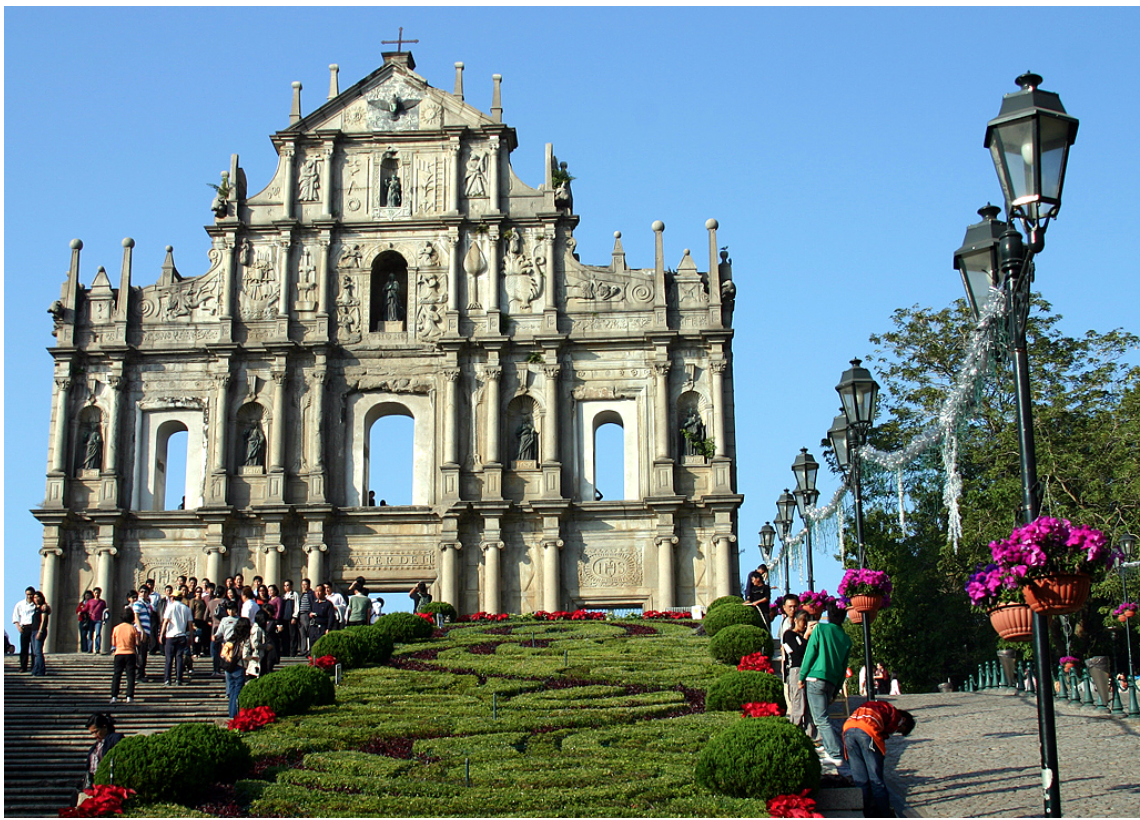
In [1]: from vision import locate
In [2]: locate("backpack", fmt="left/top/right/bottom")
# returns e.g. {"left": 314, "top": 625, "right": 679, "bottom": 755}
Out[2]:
{"left": 220, "top": 640, "right": 241, "bottom": 672}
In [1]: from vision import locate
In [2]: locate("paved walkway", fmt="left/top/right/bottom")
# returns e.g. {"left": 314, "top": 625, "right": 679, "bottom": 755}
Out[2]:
{"left": 880, "top": 690, "right": 1139, "bottom": 818}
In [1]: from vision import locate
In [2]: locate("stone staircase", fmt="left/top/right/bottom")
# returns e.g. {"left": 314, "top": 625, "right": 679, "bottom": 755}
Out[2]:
{"left": 3, "top": 651, "right": 302, "bottom": 817}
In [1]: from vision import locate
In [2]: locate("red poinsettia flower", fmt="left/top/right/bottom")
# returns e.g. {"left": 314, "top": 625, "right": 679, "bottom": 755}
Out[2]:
{"left": 227, "top": 705, "right": 277, "bottom": 732}
{"left": 308, "top": 654, "right": 337, "bottom": 670}
{"left": 767, "top": 789, "right": 823, "bottom": 818}
{"left": 741, "top": 701, "right": 785, "bottom": 718}
{"left": 737, "top": 652, "right": 775, "bottom": 674}
{"left": 59, "top": 785, "right": 136, "bottom": 817}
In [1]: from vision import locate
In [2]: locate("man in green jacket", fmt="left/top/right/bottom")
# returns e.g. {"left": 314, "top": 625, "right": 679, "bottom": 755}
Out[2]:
{"left": 799, "top": 603, "right": 853, "bottom": 769}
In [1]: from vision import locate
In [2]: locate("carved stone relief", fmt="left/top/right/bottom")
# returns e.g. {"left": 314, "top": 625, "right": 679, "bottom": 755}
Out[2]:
{"left": 239, "top": 244, "right": 280, "bottom": 321}
{"left": 298, "top": 153, "right": 322, "bottom": 202}
{"left": 503, "top": 230, "right": 543, "bottom": 314}
{"left": 464, "top": 151, "right": 487, "bottom": 198}
{"left": 342, "top": 154, "right": 367, "bottom": 215}
{"left": 415, "top": 156, "right": 442, "bottom": 215}
{"left": 139, "top": 256, "right": 222, "bottom": 324}
{"left": 578, "top": 545, "right": 643, "bottom": 588}
{"left": 364, "top": 79, "right": 422, "bottom": 132}
{"left": 415, "top": 264, "right": 446, "bottom": 341}
{"left": 336, "top": 274, "right": 362, "bottom": 340}
{"left": 296, "top": 248, "right": 318, "bottom": 312}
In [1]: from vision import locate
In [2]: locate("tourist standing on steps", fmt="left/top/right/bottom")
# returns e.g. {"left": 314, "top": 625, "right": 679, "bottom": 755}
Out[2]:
{"left": 782, "top": 610, "right": 817, "bottom": 743}
{"left": 224, "top": 618, "right": 252, "bottom": 719}
{"left": 280, "top": 579, "right": 298, "bottom": 656}
{"left": 346, "top": 578, "right": 372, "bottom": 626}
{"left": 324, "top": 583, "right": 347, "bottom": 630}
{"left": 127, "top": 591, "right": 152, "bottom": 682}
{"left": 308, "top": 584, "right": 335, "bottom": 647}
{"left": 77, "top": 590, "right": 96, "bottom": 653}
{"left": 240, "top": 585, "right": 259, "bottom": 621}
{"left": 743, "top": 566, "right": 771, "bottom": 626}
{"left": 799, "top": 602, "right": 852, "bottom": 770}
{"left": 842, "top": 700, "right": 915, "bottom": 818}
{"left": 159, "top": 592, "right": 193, "bottom": 686}
{"left": 30, "top": 590, "right": 51, "bottom": 676}
{"left": 109, "top": 608, "right": 139, "bottom": 704}
{"left": 81, "top": 713, "right": 123, "bottom": 791}
{"left": 296, "top": 578, "right": 316, "bottom": 655}
{"left": 89, "top": 588, "right": 108, "bottom": 654}
{"left": 12, "top": 586, "right": 37, "bottom": 672}
{"left": 409, "top": 581, "right": 432, "bottom": 613}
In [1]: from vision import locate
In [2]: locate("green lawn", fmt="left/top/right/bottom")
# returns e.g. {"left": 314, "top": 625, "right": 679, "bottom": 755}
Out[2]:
{"left": 174, "top": 619, "right": 779, "bottom": 817}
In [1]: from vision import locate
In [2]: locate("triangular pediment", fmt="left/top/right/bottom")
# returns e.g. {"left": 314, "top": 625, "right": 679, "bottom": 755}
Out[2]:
{"left": 286, "top": 55, "right": 495, "bottom": 137}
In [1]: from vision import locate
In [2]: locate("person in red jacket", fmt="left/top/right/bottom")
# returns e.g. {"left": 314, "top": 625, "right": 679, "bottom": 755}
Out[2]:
{"left": 842, "top": 700, "right": 915, "bottom": 817}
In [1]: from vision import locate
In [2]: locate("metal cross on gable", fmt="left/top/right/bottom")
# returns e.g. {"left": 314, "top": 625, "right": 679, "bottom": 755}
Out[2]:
{"left": 382, "top": 27, "right": 419, "bottom": 53}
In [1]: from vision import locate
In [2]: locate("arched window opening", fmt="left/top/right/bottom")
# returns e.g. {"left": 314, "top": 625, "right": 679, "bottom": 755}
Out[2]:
{"left": 593, "top": 414, "right": 625, "bottom": 501}
{"left": 370, "top": 250, "right": 408, "bottom": 331}
{"left": 155, "top": 421, "right": 189, "bottom": 511}
{"left": 366, "top": 410, "right": 414, "bottom": 507}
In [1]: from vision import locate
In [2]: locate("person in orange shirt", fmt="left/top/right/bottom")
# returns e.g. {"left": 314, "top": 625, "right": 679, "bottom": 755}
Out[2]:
{"left": 842, "top": 700, "right": 915, "bottom": 817}
{"left": 110, "top": 608, "right": 140, "bottom": 704}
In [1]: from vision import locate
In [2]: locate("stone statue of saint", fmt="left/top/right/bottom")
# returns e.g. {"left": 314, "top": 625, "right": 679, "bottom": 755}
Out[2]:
{"left": 680, "top": 408, "right": 706, "bottom": 457}
{"left": 383, "top": 273, "right": 403, "bottom": 322}
{"left": 82, "top": 425, "right": 103, "bottom": 471}
{"left": 465, "top": 152, "right": 487, "bottom": 198}
{"left": 385, "top": 175, "right": 402, "bottom": 207}
{"left": 244, "top": 423, "right": 266, "bottom": 467}
{"left": 298, "top": 157, "right": 321, "bottom": 201}
{"left": 516, "top": 417, "right": 538, "bottom": 462}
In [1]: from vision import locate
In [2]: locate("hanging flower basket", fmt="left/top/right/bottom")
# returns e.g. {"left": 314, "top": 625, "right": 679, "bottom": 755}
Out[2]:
{"left": 1112, "top": 602, "right": 1137, "bottom": 623}
{"left": 1021, "top": 573, "right": 1092, "bottom": 616}
{"left": 848, "top": 594, "right": 884, "bottom": 615}
{"left": 846, "top": 605, "right": 876, "bottom": 626}
{"left": 987, "top": 602, "right": 1034, "bottom": 642}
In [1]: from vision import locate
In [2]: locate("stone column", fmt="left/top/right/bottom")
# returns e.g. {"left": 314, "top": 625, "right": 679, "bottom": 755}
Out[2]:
{"left": 541, "top": 230, "right": 555, "bottom": 323}
{"left": 542, "top": 539, "right": 563, "bottom": 612}
{"left": 211, "top": 372, "right": 231, "bottom": 472}
{"left": 316, "top": 235, "right": 331, "bottom": 319}
{"left": 320, "top": 143, "right": 334, "bottom": 219}
{"left": 262, "top": 544, "right": 284, "bottom": 589}
{"left": 95, "top": 544, "right": 117, "bottom": 653}
{"left": 106, "top": 374, "right": 125, "bottom": 474}
{"left": 487, "top": 226, "right": 500, "bottom": 314}
{"left": 706, "top": 218, "right": 722, "bottom": 324}
{"left": 205, "top": 545, "right": 227, "bottom": 588}
{"left": 481, "top": 541, "right": 503, "bottom": 614}
{"left": 51, "top": 377, "right": 71, "bottom": 473}
{"left": 39, "top": 543, "right": 63, "bottom": 653}
{"left": 440, "top": 542, "right": 461, "bottom": 608}
{"left": 484, "top": 366, "right": 502, "bottom": 464}
{"left": 541, "top": 364, "right": 560, "bottom": 463}
{"left": 269, "top": 367, "right": 287, "bottom": 472}
{"left": 446, "top": 229, "right": 460, "bottom": 312}
{"left": 713, "top": 534, "right": 736, "bottom": 599}
{"left": 443, "top": 368, "right": 460, "bottom": 465}
{"left": 282, "top": 144, "right": 296, "bottom": 220}
{"left": 489, "top": 135, "right": 501, "bottom": 212}
{"left": 276, "top": 236, "right": 292, "bottom": 319}
{"left": 448, "top": 140, "right": 461, "bottom": 213}
{"left": 654, "top": 362, "right": 671, "bottom": 460}
{"left": 305, "top": 542, "right": 327, "bottom": 585}
{"left": 656, "top": 535, "right": 678, "bottom": 611}
{"left": 310, "top": 369, "right": 327, "bottom": 472}
{"left": 710, "top": 360, "right": 727, "bottom": 457}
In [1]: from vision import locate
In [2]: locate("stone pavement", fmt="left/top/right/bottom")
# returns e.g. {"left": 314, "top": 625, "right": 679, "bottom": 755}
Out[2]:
{"left": 878, "top": 690, "right": 1139, "bottom": 818}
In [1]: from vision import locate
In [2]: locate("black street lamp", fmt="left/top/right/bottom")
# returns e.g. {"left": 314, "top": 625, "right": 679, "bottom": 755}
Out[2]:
{"left": 1118, "top": 533, "right": 1139, "bottom": 718}
{"left": 836, "top": 358, "right": 880, "bottom": 700}
{"left": 775, "top": 490, "right": 796, "bottom": 596}
{"left": 954, "top": 72, "right": 1078, "bottom": 818}
{"left": 792, "top": 448, "right": 821, "bottom": 591}
{"left": 759, "top": 522, "right": 776, "bottom": 567}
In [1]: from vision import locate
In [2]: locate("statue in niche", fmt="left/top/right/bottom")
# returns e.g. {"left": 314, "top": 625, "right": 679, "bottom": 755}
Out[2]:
{"left": 516, "top": 416, "right": 538, "bottom": 462}
{"left": 298, "top": 156, "right": 321, "bottom": 201}
{"left": 680, "top": 408, "right": 707, "bottom": 457}
{"left": 384, "top": 175, "right": 402, "bottom": 207}
{"left": 465, "top": 152, "right": 487, "bottom": 198}
{"left": 82, "top": 424, "right": 103, "bottom": 471}
{"left": 382, "top": 273, "right": 403, "bottom": 322}
{"left": 243, "top": 423, "right": 266, "bottom": 468}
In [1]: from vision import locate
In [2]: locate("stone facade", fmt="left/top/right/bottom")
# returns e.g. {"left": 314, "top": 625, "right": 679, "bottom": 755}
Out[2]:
{"left": 34, "top": 53, "right": 742, "bottom": 652}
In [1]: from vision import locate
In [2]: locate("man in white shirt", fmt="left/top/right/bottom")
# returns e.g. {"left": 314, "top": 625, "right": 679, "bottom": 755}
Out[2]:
{"left": 11, "top": 587, "right": 37, "bottom": 672}
{"left": 324, "top": 584, "right": 347, "bottom": 630}
{"left": 240, "top": 586, "right": 260, "bottom": 621}
{"left": 160, "top": 592, "right": 194, "bottom": 686}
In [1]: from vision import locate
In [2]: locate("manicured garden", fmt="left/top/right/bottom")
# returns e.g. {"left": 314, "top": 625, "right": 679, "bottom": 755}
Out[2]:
{"left": 97, "top": 607, "right": 820, "bottom": 817}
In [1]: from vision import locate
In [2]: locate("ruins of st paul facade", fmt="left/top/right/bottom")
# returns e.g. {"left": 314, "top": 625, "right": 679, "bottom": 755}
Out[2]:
{"left": 34, "top": 52, "right": 742, "bottom": 651}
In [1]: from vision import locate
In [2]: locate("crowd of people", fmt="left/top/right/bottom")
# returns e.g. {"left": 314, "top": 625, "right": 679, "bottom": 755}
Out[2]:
{"left": 768, "top": 588, "right": 916, "bottom": 818}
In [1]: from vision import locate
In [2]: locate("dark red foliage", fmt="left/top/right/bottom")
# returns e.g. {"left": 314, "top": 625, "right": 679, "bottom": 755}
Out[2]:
{"left": 466, "top": 641, "right": 506, "bottom": 655}
{"left": 620, "top": 624, "right": 661, "bottom": 636}
{"left": 191, "top": 783, "right": 244, "bottom": 817}
{"left": 249, "top": 753, "right": 305, "bottom": 779}
{"left": 361, "top": 736, "right": 416, "bottom": 758}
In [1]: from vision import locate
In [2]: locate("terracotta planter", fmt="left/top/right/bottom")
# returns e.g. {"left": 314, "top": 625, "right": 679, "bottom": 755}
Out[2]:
{"left": 1063, "top": 662, "right": 1076, "bottom": 673}
{"left": 802, "top": 603, "right": 822, "bottom": 617}
{"left": 988, "top": 603, "right": 1034, "bottom": 642}
{"left": 1120, "top": 615, "right": 1131, "bottom": 623}
{"left": 1021, "top": 573, "right": 1091, "bottom": 616}
{"left": 847, "top": 607, "right": 876, "bottom": 626}
{"left": 849, "top": 594, "right": 884, "bottom": 615}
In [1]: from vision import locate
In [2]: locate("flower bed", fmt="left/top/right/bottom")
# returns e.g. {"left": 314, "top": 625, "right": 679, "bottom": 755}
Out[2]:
{"left": 228, "top": 706, "right": 277, "bottom": 733}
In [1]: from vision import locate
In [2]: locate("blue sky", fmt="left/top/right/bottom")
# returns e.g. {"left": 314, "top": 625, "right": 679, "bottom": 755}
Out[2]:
{"left": 5, "top": 6, "right": 1139, "bottom": 620}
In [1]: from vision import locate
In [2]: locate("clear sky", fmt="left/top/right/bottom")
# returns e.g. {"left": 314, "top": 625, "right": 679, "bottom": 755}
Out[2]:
{"left": 5, "top": 6, "right": 1139, "bottom": 621}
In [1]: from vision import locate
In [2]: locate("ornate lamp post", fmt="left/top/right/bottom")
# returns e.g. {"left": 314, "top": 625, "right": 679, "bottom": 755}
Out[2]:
{"left": 792, "top": 448, "right": 821, "bottom": 592}
{"left": 775, "top": 490, "right": 796, "bottom": 596}
{"left": 759, "top": 522, "right": 776, "bottom": 568}
{"left": 1119, "top": 533, "right": 1139, "bottom": 718}
{"left": 953, "top": 72, "right": 1078, "bottom": 818}
{"left": 835, "top": 358, "right": 880, "bottom": 700}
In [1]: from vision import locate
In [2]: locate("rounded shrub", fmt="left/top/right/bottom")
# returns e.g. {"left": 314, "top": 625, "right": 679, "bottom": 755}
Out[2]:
{"left": 311, "top": 629, "right": 366, "bottom": 668}
{"left": 238, "top": 663, "right": 336, "bottom": 717}
{"left": 696, "top": 716, "right": 821, "bottom": 800}
{"left": 95, "top": 722, "right": 251, "bottom": 803}
{"left": 373, "top": 611, "right": 434, "bottom": 644}
{"left": 705, "top": 669, "right": 786, "bottom": 712}
{"left": 702, "top": 603, "right": 766, "bottom": 637}
{"left": 706, "top": 595, "right": 745, "bottom": 613}
{"left": 419, "top": 601, "right": 458, "bottom": 622}
{"left": 708, "top": 624, "right": 773, "bottom": 665}
{"left": 342, "top": 625, "right": 395, "bottom": 665}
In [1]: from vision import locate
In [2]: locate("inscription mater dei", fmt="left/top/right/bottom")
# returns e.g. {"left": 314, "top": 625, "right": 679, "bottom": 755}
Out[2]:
{"left": 350, "top": 551, "right": 436, "bottom": 570}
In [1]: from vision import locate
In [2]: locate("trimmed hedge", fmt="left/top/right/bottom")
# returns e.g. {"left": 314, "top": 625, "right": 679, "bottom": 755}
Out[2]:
{"left": 238, "top": 663, "right": 336, "bottom": 716}
{"left": 342, "top": 625, "right": 395, "bottom": 665}
{"left": 95, "top": 722, "right": 251, "bottom": 803}
{"left": 706, "top": 595, "right": 745, "bottom": 613}
{"left": 696, "top": 716, "right": 821, "bottom": 800}
{"left": 373, "top": 611, "right": 434, "bottom": 644}
{"left": 705, "top": 669, "right": 786, "bottom": 712}
{"left": 311, "top": 630, "right": 366, "bottom": 668}
{"left": 708, "top": 624, "right": 773, "bottom": 665}
{"left": 702, "top": 603, "right": 766, "bottom": 637}
{"left": 419, "top": 601, "right": 458, "bottom": 622}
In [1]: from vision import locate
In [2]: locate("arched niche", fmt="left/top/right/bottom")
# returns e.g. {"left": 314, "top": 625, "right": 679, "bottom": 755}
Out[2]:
{"left": 75, "top": 405, "right": 105, "bottom": 474}
{"left": 134, "top": 408, "right": 203, "bottom": 511}
{"left": 677, "top": 390, "right": 709, "bottom": 460}
{"left": 235, "top": 402, "right": 268, "bottom": 472}
{"left": 506, "top": 394, "right": 540, "bottom": 466}
{"left": 577, "top": 400, "right": 640, "bottom": 501}
{"left": 370, "top": 250, "right": 409, "bottom": 331}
